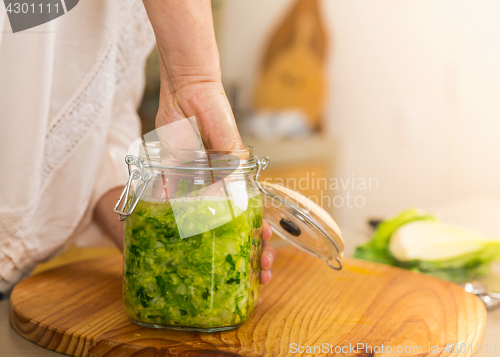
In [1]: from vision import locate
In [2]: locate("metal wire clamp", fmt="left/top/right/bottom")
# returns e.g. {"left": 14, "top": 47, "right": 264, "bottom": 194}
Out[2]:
{"left": 114, "top": 155, "right": 151, "bottom": 221}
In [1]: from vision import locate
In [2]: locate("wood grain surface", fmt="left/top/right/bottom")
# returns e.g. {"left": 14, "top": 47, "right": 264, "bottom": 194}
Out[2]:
{"left": 10, "top": 246, "right": 486, "bottom": 357}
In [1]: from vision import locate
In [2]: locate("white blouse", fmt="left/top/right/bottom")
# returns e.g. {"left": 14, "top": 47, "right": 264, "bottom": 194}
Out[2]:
{"left": 0, "top": 0, "right": 155, "bottom": 293}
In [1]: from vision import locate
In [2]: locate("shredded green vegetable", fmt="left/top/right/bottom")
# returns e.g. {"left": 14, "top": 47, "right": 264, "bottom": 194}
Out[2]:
{"left": 123, "top": 194, "right": 263, "bottom": 329}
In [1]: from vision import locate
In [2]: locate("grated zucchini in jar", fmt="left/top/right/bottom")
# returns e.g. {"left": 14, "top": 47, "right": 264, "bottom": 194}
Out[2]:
{"left": 123, "top": 194, "right": 263, "bottom": 329}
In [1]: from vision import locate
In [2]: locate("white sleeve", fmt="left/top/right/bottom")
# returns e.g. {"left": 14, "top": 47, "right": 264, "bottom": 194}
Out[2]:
{"left": 71, "top": 62, "right": 146, "bottom": 247}
{"left": 0, "top": 0, "right": 155, "bottom": 294}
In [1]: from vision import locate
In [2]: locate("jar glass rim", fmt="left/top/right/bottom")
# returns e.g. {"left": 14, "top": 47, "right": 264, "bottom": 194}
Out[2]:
{"left": 153, "top": 146, "right": 254, "bottom": 154}
{"left": 136, "top": 141, "right": 257, "bottom": 171}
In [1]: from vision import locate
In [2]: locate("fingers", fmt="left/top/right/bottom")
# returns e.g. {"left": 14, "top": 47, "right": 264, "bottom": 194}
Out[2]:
{"left": 261, "top": 241, "right": 276, "bottom": 269}
{"left": 260, "top": 269, "right": 272, "bottom": 285}
{"left": 262, "top": 219, "right": 272, "bottom": 241}
{"left": 260, "top": 241, "right": 275, "bottom": 285}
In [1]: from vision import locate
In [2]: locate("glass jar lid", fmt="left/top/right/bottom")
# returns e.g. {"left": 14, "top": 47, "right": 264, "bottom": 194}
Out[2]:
{"left": 255, "top": 157, "right": 344, "bottom": 270}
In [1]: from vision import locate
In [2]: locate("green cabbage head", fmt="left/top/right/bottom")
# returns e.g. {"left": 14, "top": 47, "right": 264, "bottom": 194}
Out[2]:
{"left": 354, "top": 208, "right": 500, "bottom": 282}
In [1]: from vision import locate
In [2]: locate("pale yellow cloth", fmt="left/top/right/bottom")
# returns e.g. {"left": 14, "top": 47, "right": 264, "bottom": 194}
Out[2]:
{"left": 0, "top": 0, "right": 155, "bottom": 293}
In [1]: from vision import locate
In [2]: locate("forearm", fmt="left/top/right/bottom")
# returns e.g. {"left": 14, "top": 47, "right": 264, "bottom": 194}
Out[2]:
{"left": 143, "top": 0, "right": 221, "bottom": 89}
{"left": 94, "top": 187, "right": 125, "bottom": 251}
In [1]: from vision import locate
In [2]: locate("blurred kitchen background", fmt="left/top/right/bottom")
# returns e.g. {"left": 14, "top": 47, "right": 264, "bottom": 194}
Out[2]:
{"left": 137, "top": 0, "right": 500, "bottom": 237}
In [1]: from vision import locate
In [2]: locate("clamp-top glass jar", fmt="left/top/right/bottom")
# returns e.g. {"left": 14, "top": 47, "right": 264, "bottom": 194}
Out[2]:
{"left": 115, "top": 141, "right": 344, "bottom": 332}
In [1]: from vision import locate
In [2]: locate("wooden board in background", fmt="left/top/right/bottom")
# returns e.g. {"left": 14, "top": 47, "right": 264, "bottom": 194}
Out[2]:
{"left": 10, "top": 246, "right": 486, "bottom": 357}
{"left": 254, "top": 0, "right": 328, "bottom": 130}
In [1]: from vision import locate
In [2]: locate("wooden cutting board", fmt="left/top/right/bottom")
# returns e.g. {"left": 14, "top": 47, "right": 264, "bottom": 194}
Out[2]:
{"left": 10, "top": 246, "right": 486, "bottom": 357}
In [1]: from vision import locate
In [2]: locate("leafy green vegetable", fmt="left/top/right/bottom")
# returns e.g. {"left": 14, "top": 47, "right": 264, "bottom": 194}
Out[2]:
{"left": 354, "top": 208, "right": 500, "bottom": 282}
{"left": 123, "top": 194, "right": 263, "bottom": 329}
{"left": 354, "top": 208, "right": 436, "bottom": 265}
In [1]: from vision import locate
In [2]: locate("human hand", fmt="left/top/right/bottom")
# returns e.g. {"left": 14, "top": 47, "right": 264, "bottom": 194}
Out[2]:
{"left": 143, "top": 0, "right": 275, "bottom": 287}
{"left": 154, "top": 80, "right": 276, "bottom": 288}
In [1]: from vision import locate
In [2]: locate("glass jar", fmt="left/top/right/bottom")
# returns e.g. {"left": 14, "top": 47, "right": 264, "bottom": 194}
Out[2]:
{"left": 115, "top": 142, "right": 344, "bottom": 332}
{"left": 116, "top": 144, "right": 263, "bottom": 332}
